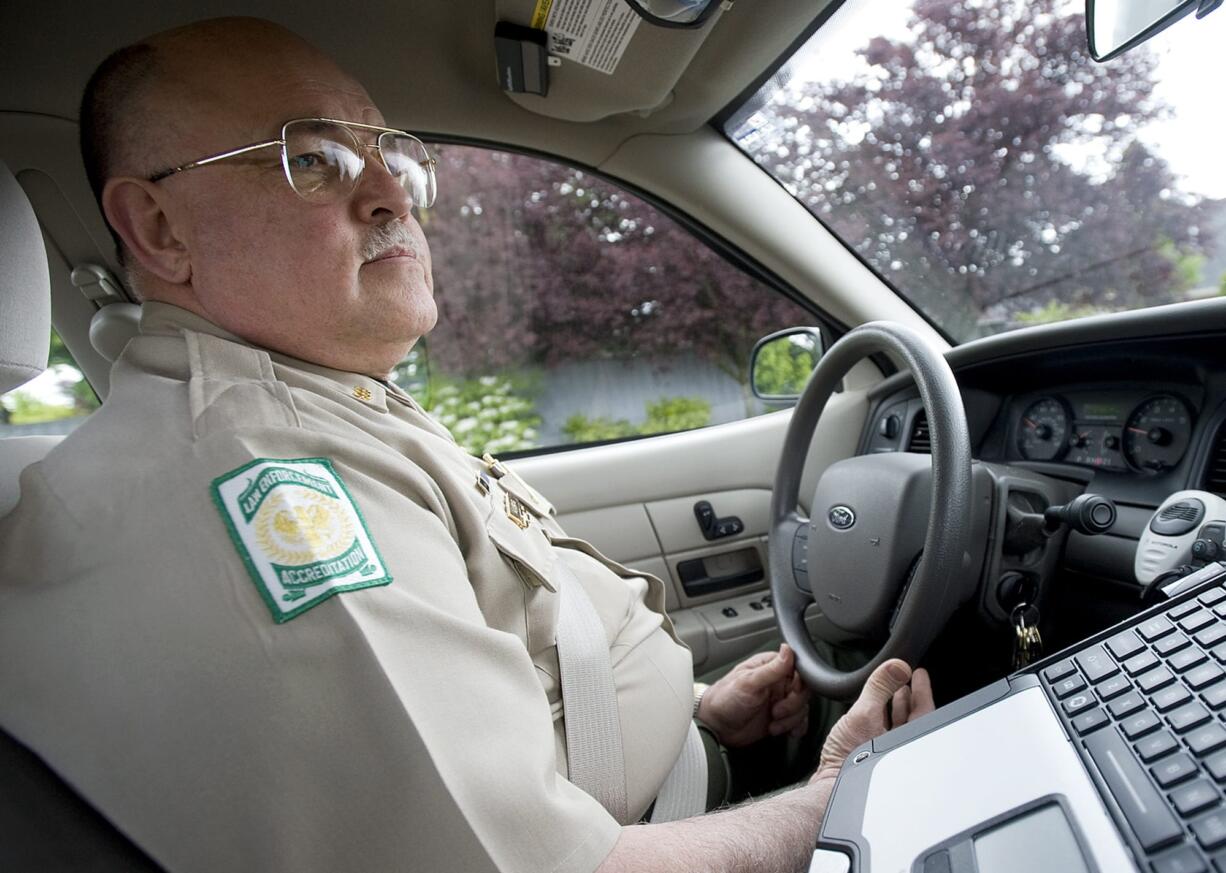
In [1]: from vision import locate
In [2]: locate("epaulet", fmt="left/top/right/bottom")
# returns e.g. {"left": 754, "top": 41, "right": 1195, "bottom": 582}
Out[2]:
{"left": 185, "top": 331, "right": 299, "bottom": 438}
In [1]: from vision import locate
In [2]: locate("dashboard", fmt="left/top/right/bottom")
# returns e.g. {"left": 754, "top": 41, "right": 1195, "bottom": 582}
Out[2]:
{"left": 857, "top": 312, "right": 1226, "bottom": 588}
{"left": 1009, "top": 389, "right": 1195, "bottom": 474}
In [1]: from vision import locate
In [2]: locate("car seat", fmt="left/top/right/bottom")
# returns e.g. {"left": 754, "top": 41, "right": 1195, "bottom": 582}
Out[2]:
{"left": 0, "top": 158, "right": 166, "bottom": 871}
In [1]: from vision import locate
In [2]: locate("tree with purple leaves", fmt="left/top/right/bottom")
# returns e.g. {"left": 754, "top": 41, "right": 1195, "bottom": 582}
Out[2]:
{"left": 419, "top": 145, "right": 812, "bottom": 380}
{"left": 733, "top": 0, "right": 1215, "bottom": 340}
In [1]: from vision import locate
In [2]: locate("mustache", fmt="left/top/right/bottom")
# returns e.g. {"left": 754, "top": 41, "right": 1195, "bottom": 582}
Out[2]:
{"left": 360, "top": 222, "right": 422, "bottom": 262}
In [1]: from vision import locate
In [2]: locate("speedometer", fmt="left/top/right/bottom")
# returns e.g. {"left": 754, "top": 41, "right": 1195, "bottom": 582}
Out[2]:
{"left": 1017, "top": 397, "right": 1070, "bottom": 461}
{"left": 1124, "top": 395, "right": 1192, "bottom": 473}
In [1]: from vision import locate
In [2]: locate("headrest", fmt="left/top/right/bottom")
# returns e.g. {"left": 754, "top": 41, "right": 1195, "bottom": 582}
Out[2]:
{"left": 89, "top": 303, "right": 142, "bottom": 363}
{"left": 0, "top": 160, "right": 51, "bottom": 394}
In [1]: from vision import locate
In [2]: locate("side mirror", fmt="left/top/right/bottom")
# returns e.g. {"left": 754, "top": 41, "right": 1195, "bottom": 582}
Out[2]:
{"left": 1087, "top": 0, "right": 1220, "bottom": 61}
{"left": 749, "top": 327, "right": 823, "bottom": 404}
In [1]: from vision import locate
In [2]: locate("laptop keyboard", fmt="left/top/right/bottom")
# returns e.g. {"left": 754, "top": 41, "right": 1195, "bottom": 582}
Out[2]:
{"left": 1042, "top": 578, "right": 1226, "bottom": 873}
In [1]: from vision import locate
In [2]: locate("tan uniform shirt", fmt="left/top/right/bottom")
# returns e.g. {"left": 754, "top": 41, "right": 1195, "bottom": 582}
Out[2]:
{"left": 0, "top": 303, "right": 694, "bottom": 873}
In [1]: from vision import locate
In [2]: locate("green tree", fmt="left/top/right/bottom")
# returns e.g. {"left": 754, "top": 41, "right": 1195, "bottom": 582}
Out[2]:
{"left": 3, "top": 391, "right": 80, "bottom": 424}
{"left": 562, "top": 414, "right": 637, "bottom": 443}
{"left": 752, "top": 337, "right": 817, "bottom": 397}
{"left": 1014, "top": 301, "right": 1107, "bottom": 325}
{"left": 641, "top": 396, "right": 711, "bottom": 435}
{"left": 422, "top": 373, "right": 541, "bottom": 456}
{"left": 0, "top": 330, "right": 99, "bottom": 424}
{"left": 1157, "top": 238, "right": 1207, "bottom": 295}
{"left": 563, "top": 395, "right": 712, "bottom": 444}
{"left": 49, "top": 330, "right": 100, "bottom": 414}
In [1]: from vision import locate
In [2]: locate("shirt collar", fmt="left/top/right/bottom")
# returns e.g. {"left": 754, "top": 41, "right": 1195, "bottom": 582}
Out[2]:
{"left": 137, "top": 301, "right": 392, "bottom": 411}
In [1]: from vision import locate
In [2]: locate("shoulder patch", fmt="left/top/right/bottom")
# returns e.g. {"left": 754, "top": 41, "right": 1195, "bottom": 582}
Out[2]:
{"left": 211, "top": 457, "right": 392, "bottom": 623}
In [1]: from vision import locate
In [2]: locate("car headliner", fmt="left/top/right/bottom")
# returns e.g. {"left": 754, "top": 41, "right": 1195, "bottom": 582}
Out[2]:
{"left": 0, "top": 0, "right": 832, "bottom": 173}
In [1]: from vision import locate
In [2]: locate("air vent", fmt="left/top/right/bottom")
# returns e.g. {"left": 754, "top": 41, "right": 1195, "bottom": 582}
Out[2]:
{"left": 1159, "top": 501, "right": 1202, "bottom": 522}
{"left": 907, "top": 411, "right": 931, "bottom": 454}
{"left": 1206, "top": 420, "right": 1226, "bottom": 496}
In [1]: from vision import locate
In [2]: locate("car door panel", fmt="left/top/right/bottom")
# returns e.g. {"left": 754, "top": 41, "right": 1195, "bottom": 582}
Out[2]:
{"left": 510, "top": 382, "right": 873, "bottom": 674}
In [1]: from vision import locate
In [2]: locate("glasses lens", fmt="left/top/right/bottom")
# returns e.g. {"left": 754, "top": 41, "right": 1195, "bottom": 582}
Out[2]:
{"left": 379, "top": 134, "right": 437, "bottom": 209}
{"left": 282, "top": 120, "right": 364, "bottom": 202}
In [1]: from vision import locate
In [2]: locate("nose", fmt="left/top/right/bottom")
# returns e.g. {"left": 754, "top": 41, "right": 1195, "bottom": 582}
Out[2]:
{"left": 350, "top": 146, "right": 414, "bottom": 225}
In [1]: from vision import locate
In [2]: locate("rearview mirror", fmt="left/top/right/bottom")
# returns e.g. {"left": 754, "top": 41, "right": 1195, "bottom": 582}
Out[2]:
{"left": 749, "top": 327, "right": 823, "bottom": 404}
{"left": 1087, "top": 0, "right": 1220, "bottom": 61}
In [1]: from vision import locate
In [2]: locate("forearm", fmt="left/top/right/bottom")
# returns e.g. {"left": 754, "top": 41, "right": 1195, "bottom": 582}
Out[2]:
{"left": 595, "top": 774, "right": 836, "bottom": 873}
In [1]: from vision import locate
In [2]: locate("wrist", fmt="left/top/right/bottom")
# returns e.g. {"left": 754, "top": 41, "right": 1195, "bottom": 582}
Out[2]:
{"left": 692, "top": 682, "right": 711, "bottom": 721}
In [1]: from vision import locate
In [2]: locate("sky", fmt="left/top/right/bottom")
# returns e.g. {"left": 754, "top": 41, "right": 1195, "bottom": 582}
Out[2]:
{"left": 1137, "top": 7, "right": 1226, "bottom": 198}
{"left": 783, "top": 0, "right": 1226, "bottom": 198}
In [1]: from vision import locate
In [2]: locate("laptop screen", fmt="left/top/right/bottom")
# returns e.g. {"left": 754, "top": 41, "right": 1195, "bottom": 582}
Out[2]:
{"left": 973, "top": 804, "right": 1090, "bottom": 873}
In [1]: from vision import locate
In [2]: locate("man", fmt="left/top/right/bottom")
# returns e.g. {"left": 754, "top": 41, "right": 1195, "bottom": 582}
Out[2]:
{"left": 0, "top": 17, "right": 933, "bottom": 873}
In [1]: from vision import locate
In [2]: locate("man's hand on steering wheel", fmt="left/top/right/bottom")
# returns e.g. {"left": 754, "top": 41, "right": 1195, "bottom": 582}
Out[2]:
{"left": 697, "top": 644, "right": 813, "bottom": 748}
{"left": 808, "top": 659, "right": 933, "bottom": 793}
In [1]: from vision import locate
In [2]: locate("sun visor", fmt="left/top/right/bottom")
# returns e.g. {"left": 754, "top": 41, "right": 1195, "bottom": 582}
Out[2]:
{"left": 493, "top": 0, "right": 729, "bottom": 121}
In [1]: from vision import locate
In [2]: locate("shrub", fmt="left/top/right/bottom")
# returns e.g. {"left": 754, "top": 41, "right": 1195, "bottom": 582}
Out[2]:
{"left": 423, "top": 375, "right": 541, "bottom": 456}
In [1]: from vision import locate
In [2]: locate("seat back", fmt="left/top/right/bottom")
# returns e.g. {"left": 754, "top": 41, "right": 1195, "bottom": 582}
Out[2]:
{"left": 0, "top": 158, "right": 55, "bottom": 515}
{"left": 0, "top": 160, "right": 168, "bottom": 871}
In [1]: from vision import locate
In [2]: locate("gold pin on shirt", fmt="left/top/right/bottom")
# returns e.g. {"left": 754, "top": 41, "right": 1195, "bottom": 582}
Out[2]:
{"left": 352, "top": 385, "right": 373, "bottom": 402}
{"left": 504, "top": 492, "right": 532, "bottom": 530}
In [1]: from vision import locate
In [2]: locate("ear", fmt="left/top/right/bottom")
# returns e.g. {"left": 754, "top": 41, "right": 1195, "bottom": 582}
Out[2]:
{"left": 101, "top": 176, "right": 192, "bottom": 285}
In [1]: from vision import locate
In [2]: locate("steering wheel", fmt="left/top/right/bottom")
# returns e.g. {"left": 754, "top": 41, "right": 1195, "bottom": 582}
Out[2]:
{"left": 769, "top": 321, "right": 973, "bottom": 700}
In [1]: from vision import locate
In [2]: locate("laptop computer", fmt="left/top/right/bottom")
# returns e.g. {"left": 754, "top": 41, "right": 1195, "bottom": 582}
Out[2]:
{"left": 812, "top": 560, "right": 1226, "bottom": 873}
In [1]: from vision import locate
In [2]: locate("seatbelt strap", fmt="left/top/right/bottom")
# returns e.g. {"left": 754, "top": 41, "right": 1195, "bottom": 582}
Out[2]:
{"left": 554, "top": 556, "right": 629, "bottom": 824}
{"left": 554, "top": 554, "right": 708, "bottom": 824}
{"left": 647, "top": 720, "right": 709, "bottom": 822}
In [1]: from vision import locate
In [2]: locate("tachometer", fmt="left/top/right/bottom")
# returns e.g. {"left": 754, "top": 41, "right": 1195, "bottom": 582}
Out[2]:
{"left": 1124, "top": 395, "right": 1192, "bottom": 473}
{"left": 1017, "top": 397, "right": 1070, "bottom": 461}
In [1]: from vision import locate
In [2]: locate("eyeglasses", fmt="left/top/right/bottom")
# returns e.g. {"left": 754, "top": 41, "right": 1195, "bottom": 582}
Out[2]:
{"left": 148, "top": 117, "right": 437, "bottom": 208}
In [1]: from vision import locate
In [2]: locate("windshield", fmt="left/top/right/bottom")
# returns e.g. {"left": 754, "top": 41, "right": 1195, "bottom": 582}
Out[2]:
{"left": 724, "top": 0, "right": 1226, "bottom": 343}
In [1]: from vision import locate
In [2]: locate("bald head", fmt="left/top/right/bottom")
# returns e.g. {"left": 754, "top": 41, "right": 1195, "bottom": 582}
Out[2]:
{"left": 80, "top": 18, "right": 370, "bottom": 259}
{"left": 79, "top": 17, "right": 436, "bottom": 376}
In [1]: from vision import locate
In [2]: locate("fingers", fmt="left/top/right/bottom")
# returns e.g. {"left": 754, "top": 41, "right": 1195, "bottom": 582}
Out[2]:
{"left": 769, "top": 670, "right": 812, "bottom": 736}
{"left": 889, "top": 684, "right": 911, "bottom": 727}
{"left": 743, "top": 645, "right": 795, "bottom": 688}
{"left": 737, "top": 651, "right": 777, "bottom": 671}
{"left": 856, "top": 659, "right": 913, "bottom": 710}
{"left": 909, "top": 668, "right": 935, "bottom": 720}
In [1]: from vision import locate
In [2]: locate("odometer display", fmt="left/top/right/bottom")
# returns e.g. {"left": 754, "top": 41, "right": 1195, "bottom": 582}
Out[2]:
{"left": 1124, "top": 395, "right": 1192, "bottom": 473}
{"left": 1018, "top": 397, "right": 1070, "bottom": 461}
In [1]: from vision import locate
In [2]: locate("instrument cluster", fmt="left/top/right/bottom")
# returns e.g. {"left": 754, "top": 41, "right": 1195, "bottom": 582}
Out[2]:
{"left": 1014, "top": 391, "right": 1194, "bottom": 474}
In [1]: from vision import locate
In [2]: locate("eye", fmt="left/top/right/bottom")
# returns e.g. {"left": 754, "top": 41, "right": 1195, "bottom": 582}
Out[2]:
{"left": 287, "top": 152, "right": 326, "bottom": 172}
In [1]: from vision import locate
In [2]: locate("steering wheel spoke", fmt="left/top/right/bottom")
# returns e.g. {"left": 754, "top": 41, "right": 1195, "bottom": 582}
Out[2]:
{"left": 773, "top": 513, "right": 813, "bottom": 593}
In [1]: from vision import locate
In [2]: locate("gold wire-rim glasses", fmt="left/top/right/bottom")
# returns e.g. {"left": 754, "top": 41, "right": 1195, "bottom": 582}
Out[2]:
{"left": 147, "top": 117, "right": 438, "bottom": 207}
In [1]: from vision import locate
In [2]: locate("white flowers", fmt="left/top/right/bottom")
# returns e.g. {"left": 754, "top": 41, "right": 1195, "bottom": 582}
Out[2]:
{"left": 423, "top": 376, "right": 541, "bottom": 456}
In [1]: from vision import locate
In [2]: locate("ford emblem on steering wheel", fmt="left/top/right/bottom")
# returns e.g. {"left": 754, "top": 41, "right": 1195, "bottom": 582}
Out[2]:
{"left": 828, "top": 505, "right": 856, "bottom": 530}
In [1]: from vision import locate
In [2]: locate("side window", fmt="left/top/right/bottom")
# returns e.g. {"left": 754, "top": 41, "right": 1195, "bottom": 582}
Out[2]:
{"left": 0, "top": 329, "right": 98, "bottom": 436}
{"left": 398, "top": 143, "right": 817, "bottom": 456}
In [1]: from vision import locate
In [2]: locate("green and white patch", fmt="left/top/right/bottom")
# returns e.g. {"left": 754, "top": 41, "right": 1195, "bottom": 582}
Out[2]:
{"left": 211, "top": 457, "right": 391, "bottom": 623}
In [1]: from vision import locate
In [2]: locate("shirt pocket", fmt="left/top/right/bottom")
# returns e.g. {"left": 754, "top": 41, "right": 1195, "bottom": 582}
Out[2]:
{"left": 496, "top": 467, "right": 556, "bottom": 518}
{"left": 482, "top": 482, "right": 558, "bottom": 593}
{"left": 482, "top": 484, "right": 562, "bottom": 663}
